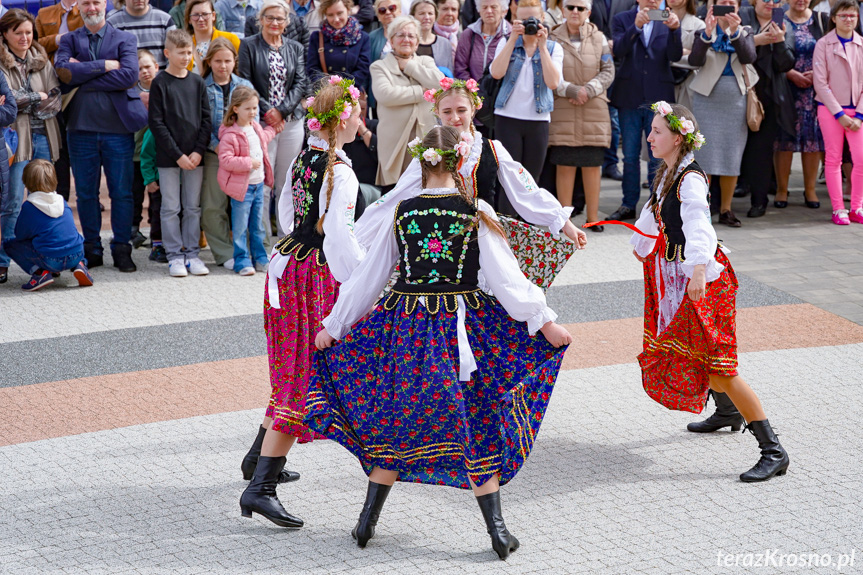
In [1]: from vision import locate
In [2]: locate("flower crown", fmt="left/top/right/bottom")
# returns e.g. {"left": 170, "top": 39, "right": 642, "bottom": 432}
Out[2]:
{"left": 305, "top": 76, "right": 361, "bottom": 132}
{"left": 651, "top": 101, "right": 706, "bottom": 150}
{"left": 408, "top": 129, "right": 474, "bottom": 171}
{"left": 423, "top": 77, "right": 483, "bottom": 110}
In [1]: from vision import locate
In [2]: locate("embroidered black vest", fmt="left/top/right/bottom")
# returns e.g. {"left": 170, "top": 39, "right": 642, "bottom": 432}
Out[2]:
{"left": 383, "top": 192, "right": 487, "bottom": 314}
{"left": 469, "top": 138, "right": 500, "bottom": 206}
{"left": 272, "top": 146, "right": 345, "bottom": 265}
{"left": 655, "top": 161, "right": 708, "bottom": 262}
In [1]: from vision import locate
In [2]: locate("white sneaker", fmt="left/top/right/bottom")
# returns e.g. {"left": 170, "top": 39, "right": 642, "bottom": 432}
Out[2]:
{"left": 239, "top": 266, "right": 256, "bottom": 276}
{"left": 222, "top": 258, "right": 234, "bottom": 269}
{"left": 186, "top": 257, "right": 210, "bottom": 276}
{"left": 169, "top": 259, "right": 188, "bottom": 277}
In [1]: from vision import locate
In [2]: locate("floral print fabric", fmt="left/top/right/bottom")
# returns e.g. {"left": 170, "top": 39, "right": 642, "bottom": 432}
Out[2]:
{"left": 498, "top": 216, "right": 576, "bottom": 290}
{"left": 776, "top": 16, "right": 825, "bottom": 153}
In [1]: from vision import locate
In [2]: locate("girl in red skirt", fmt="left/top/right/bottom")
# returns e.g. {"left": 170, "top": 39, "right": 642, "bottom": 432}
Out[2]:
{"left": 629, "top": 101, "right": 789, "bottom": 482}
{"left": 239, "top": 77, "right": 365, "bottom": 527}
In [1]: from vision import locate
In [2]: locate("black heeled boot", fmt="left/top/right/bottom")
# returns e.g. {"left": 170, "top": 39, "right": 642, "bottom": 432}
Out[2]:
{"left": 241, "top": 426, "right": 301, "bottom": 483}
{"left": 687, "top": 391, "right": 744, "bottom": 432}
{"left": 240, "top": 456, "right": 304, "bottom": 528}
{"left": 476, "top": 491, "right": 520, "bottom": 560}
{"left": 352, "top": 481, "right": 392, "bottom": 548}
{"left": 740, "top": 419, "right": 789, "bottom": 482}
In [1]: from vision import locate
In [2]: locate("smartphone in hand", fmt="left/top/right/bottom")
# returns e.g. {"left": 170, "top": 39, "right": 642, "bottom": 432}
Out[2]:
{"left": 713, "top": 5, "right": 734, "bottom": 16}
{"left": 771, "top": 6, "right": 784, "bottom": 26}
{"left": 647, "top": 8, "right": 670, "bottom": 21}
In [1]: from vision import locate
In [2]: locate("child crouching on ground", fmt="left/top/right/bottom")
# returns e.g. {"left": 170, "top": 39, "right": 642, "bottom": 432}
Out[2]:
{"left": 217, "top": 86, "right": 275, "bottom": 276}
{"left": 2, "top": 160, "right": 93, "bottom": 291}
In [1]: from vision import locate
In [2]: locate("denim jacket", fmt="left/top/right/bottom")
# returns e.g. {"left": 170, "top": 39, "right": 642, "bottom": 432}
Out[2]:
{"left": 205, "top": 73, "right": 255, "bottom": 152}
{"left": 495, "top": 37, "right": 556, "bottom": 114}
{"left": 214, "top": 0, "right": 259, "bottom": 38}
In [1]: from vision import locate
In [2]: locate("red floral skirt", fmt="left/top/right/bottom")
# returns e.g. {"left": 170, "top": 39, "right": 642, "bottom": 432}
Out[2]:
{"left": 264, "top": 250, "right": 338, "bottom": 441}
{"left": 639, "top": 248, "right": 739, "bottom": 413}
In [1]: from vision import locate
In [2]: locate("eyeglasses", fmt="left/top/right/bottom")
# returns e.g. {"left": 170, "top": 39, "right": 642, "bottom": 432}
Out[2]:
{"left": 263, "top": 14, "right": 287, "bottom": 23}
{"left": 190, "top": 12, "right": 213, "bottom": 19}
{"left": 564, "top": 4, "right": 588, "bottom": 11}
{"left": 378, "top": 4, "right": 398, "bottom": 13}
{"left": 393, "top": 32, "right": 418, "bottom": 40}
{"left": 835, "top": 12, "right": 859, "bottom": 19}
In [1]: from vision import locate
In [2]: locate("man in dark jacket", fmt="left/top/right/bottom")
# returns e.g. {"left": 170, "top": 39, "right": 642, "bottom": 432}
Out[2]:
{"left": 608, "top": 0, "right": 682, "bottom": 220}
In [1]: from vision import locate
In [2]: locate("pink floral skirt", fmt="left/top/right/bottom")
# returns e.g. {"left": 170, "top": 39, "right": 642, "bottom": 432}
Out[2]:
{"left": 264, "top": 250, "right": 339, "bottom": 442}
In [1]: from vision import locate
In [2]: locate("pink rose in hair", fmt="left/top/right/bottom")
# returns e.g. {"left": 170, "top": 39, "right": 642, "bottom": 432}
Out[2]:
{"left": 465, "top": 78, "right": 479, "bottom": 92}
{"left": 655, "top": 101, "right": 673, "bottom": 116}
{"left": 439, "top": 77, "right": 454, "bottom": 90}
{"left": 423, "top": 89, "right": 437, "bottom": 103}
{"left": 340, "top": 103, "right": 353, "bottom": 120}
{"left": 307, "top": 118, "right": 322, "bottom": 131}
{"left": 679, "top": 118, "right": 695, "bottom": 135}
{"left": 305, "top": 96, "right": 315, "bottom": 107}
{"left": 476, "top": 100, "right": 482, "bottom": 110}
{"left": 455, "top": 141, "right": 470, "bottom": 157}
{"left": 348, "top": 85, "right": 361, "bottom": 99}
{"left": 329, "top": 75, "right": 343, "bottom": 85}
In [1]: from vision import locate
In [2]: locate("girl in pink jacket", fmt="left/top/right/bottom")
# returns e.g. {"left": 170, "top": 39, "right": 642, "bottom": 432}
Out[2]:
{"left": 218, "top": 87, "right": 276, "bottom": 274}
{"left": 812, "top": 0, "right": 863, "bottom": 225}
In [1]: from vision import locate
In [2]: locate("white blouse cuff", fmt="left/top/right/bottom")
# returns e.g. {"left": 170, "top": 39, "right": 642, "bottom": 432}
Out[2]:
{"left": 322, "top": 314, "right": 349, "bottom": 341}
{"left": 680, "top": 257, "right": 725, "bottom": 283}
{"left": 551, "top": 206, "right": 574, "bottom": 236}
{"left": 629, "top": 233, "right": 656, "bottom": 258}
{"left": 526, "top": 306, "right": 558, "bottom": 337}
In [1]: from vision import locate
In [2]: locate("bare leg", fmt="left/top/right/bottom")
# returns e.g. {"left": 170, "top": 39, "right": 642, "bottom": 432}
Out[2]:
{"left": 719, "top": 176, "right": 738, "bottom": 213}
{"left": 555, "top": 165, "right": 577, "bottom": 208}
{"left": 261, "top": 415, "right": 272, "bottom": 429}
{"left": 582, "top": 166, "right": 602, "bottom": 223}
{"left": 470, "top": 473, "right": 500, "bottom": 496}
{"left": 709, "top": 374, "right": 766, "bottom": 423}
{"left": 773, "top": 151, "right": 793, "bottom": 202}
{"left": 369, "top": 467, "right": 399, "bottom": 486}
{"left": 260, "top": 427, "right": 297, "bottom": 458}
{"left": 802, "top": 152, "right": 821, "bottom": 202}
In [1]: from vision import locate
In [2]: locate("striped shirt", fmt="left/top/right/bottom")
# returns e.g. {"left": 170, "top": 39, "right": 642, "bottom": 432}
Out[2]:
{"left": 106, "top": 7, "right": 176, "bottom": 69}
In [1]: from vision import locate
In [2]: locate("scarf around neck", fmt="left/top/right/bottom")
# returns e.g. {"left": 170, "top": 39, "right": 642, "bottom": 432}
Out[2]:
{"left": 323, "top": 16, "right": 362, "bottom": 46}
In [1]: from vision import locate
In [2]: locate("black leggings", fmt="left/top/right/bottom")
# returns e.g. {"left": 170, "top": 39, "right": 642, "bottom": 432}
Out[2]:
{"left": 493, "top": 115, "right": 549, "bottom": 217}
{"left": 740, "top": 98, "right": 779, "bottom": 209}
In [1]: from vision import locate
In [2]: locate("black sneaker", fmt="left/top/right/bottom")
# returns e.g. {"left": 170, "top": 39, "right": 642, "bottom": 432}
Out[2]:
{"left": 149, "top": 245, "right": 168, "bottom": 263}
{"left": 608, "top": 206, "right": 637, "bottom": 221}
{"left": 112, "top": 245, "right": 137, "bottom": 273}
{"left": 602, "top": 165, "right": 623, "bottom": 181}
{"left": 131, "top": 230, "right": 148, "bottom": 249}
{"left": 85, "top": 249, "right": 104, "bottom": 268}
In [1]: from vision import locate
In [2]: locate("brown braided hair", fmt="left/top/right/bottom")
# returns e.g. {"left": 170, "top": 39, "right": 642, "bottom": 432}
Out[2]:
{"left": 419, "top": 126, "right": 505, "bottom": 239}
{"left": 312, "top": 80, "right": 357, "bottom": 234}
{"left": 649, "top": 103, "right": 701, "bottom": 219}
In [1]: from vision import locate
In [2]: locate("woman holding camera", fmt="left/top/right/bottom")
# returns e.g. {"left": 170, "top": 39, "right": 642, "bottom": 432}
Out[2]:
{"left": 489, "top": 0, "right": 562, "bottom": 211}
{"left": 687, "top": 0, "right": 756, "bottom": 228}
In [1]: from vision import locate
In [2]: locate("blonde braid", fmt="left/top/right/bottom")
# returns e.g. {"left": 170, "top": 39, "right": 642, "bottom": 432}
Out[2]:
{"left": 314, "top": 124, "right": 339, "bottom": 235}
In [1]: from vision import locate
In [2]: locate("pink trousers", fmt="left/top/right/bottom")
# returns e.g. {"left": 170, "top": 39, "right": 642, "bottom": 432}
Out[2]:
{"left": 818, "top": 105, "right": 863, "bottom": 212}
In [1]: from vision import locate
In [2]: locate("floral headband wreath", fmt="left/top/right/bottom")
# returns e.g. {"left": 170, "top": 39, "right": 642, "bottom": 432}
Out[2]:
{"left": 423, "top": 77, "right": 483, "bottom": 110}
{"left": 305, "top": 75, "right": 361, "bottom": 131}
{"left": 408, "top": 128, "right": 474, "bottom": 172}
{"left": 651, "top": 101, "right": 706, "bottom": 150}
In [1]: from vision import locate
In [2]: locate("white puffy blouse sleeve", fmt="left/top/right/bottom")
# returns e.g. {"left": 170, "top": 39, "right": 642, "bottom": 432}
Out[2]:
{"left": 322, "top": 213, "right": 400, "bottom": 340}
{"left": 629, "top": 201, "right": 659, "bottom": 258}
{"left": 321, "top": 164, "right": 367, "bottom": 283}
{"left": 353, "top": 158, "right": 423, "bottom": 250}
{"left": 492, "top": 141, "right": 573, "bottom": 236}
{"left": 679, "top": 171, "right": 725, "bottom": 281}
{"left": 477, "top": 201, "right": 558, "bottom": 335}
{"left": 277, "top": 158, "right": 297, "bottom": 236}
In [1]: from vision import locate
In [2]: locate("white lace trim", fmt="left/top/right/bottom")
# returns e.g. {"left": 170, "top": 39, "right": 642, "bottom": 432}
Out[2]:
{"left": 308, "top": 135, "right": 353, "bottom": 167}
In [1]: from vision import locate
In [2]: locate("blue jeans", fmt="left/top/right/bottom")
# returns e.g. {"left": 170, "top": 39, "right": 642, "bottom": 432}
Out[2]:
{"left": 2, "top": 237, "right": 84, "bottom": 275}
{"left": 619, "top": 106, "right": 660, "bottom": 210}
{"left": 231, "top": 182, "right": 267, "bottom": 271}
{"left": 67, "top": 130, "right": 135, "bottom": 253}
{"left": 603, "top": 104, "right": 620, "bottom": 169}
{"left": 0, "top": 133, "right": 52, "bottom": 268}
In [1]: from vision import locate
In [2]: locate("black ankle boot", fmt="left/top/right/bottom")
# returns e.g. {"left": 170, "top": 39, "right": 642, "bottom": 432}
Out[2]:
{"left": 240, "top": 456, "right": 304, "bottom": 528}
{"left": 687, "top": 391, "right": 744, "bottom": 432}
{"left": 241, "top": 426, "right": 301, "bottom": 484}
{"left": 740, "top": 419, "right": 789, "bottom": 482}
{"left": 352, "top": 481, "right": 392, "bottom": 548}
{"left": 476, "top": 491, "right": 520, "bottom": 560}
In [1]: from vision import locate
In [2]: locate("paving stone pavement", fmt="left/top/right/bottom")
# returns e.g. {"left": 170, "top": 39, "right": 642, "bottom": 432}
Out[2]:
{"left": 2, "top": 160, "right": 862, "bottom": 574}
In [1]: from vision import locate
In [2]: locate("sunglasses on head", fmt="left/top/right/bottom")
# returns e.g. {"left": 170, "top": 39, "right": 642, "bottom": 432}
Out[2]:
{"left": 378, "top": 4, "right": 398, "bottom": 13}
{"left": 564, "top": 4, "right": 588, "bottom": 10}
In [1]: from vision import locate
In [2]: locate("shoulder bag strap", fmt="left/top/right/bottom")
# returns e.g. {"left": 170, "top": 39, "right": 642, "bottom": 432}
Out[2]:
{"left": 318, "top": 31, "right": 328, "bottom": 73}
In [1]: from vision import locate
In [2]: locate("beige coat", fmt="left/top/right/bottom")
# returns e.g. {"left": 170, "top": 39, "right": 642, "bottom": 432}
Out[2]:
{"left": 370, "top": 53, "right": 444, "bottom": 186}
{"left": 548, "top": 22, "right": 612, "bottom": 149}
{"left": 0, "top": 41, "right": 61, "bottom": 162}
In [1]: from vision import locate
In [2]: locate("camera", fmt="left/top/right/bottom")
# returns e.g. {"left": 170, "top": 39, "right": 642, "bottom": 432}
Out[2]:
{"left": 522, "top": 16, "right": 540, "bottom": 35}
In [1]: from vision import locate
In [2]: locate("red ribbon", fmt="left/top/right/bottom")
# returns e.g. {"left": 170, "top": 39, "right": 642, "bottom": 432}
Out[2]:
{"left": 583, "top": 220, "right": 666, "bottom": 300}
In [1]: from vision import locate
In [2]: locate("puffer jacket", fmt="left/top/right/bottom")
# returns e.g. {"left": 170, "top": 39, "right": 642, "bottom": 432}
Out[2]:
{"left": 217, "top": 120, "right": 275, "bottom": 200}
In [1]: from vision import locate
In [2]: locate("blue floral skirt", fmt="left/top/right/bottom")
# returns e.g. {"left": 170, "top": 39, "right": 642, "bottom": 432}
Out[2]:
{"left": 304, "top": 294, "right": 566, "bottom": 489}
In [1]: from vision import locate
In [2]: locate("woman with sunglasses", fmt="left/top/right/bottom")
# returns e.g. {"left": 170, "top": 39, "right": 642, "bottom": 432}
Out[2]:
{"left": 369, "top": 0, "right": 401, "bottom": 63}
{"left": 813, "top": 0, "right": 863, "bottom": 225}
{"left": 548, "top": 0, "right": 614, "bottom": 233}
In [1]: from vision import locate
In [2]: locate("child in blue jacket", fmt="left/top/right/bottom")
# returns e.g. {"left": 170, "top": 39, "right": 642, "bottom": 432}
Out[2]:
{"left": 2, "top": 160, "right": 93, "bottom": 291}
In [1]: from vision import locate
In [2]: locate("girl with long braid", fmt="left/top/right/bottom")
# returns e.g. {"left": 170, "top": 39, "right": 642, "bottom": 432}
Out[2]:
{"left": 354, "top": 79, "right": 588, "bottom": 266}
{"left": 627, "top": 102, "right": 790, "bottom": 483}
{"left": 307, "top": 126, "right": 572, "bottom": 560}
{"left": 239, "top": 76, "right": 365, "bottom": 528}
